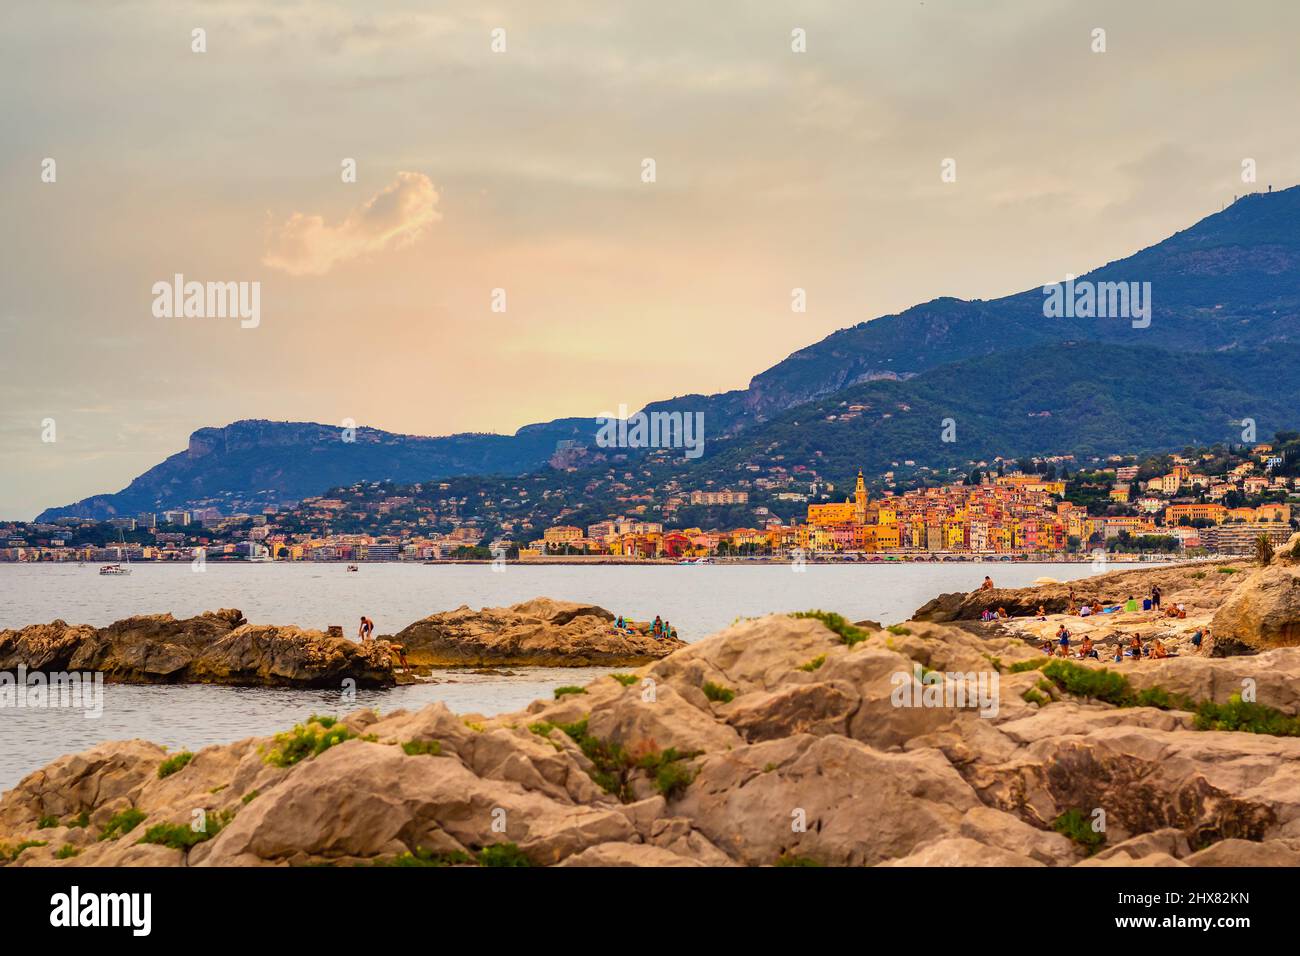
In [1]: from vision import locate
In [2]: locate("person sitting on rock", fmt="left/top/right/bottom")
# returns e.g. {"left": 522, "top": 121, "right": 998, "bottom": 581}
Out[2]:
{"left": 980, "top": 575, "right": 994, "bottom": 591}
{"left": 1124, "top": 595, "right": 1139, "bottom": 613}
{"left": 1079, "top": 602, "right": 1092, "bottom": 617}
{"left": 1113, "top": 647, "right": 1124, "bottom": 663}
{"left": 1039, "top": 639, "right": 1055, "bottom": 656}
{"left": 996, "top": 606, "right": 1009, "bottom": 619}
{"left": 652, "top": 615, "right": 663, "bottom": 637}
{"left": 1152, "top": 639, "right": 1169, "bottom": 659}
{"left": 1079, "top": 636, "right": 1099, "bottom": 660}
{"left": 1036, "top": 605, "right": 1047, "bottom": 621}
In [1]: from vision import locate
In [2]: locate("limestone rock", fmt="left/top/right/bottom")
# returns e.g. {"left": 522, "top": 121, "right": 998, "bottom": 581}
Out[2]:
{"left": 394, "top": 598, "right": 682, "bottom": 667}
{"left": 1211, "top": 565, "right": 1300, "bottom": 650}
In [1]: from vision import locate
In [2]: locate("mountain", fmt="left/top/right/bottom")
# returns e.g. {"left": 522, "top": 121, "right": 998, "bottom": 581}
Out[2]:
{"left": 721, "top": 187, "right": 1300, "bottom": 422}
{"left": 34, "top": 186, "right": 1300, "bottom": 521}
{"left": 689, "top": 341, "right": 1300, "bottom": 486}
{"left": 35, "top": 418, "right": 598, "bottom": 521}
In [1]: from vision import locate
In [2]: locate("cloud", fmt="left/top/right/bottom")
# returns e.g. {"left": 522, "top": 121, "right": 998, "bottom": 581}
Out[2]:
{"left": 262, "top": 171, "right": 441, "bottom": 276}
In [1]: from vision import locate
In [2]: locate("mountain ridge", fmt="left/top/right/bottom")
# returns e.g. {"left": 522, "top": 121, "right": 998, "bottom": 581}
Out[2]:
{"left": 35, "top": 186, "right": 1300, "bottom": 521}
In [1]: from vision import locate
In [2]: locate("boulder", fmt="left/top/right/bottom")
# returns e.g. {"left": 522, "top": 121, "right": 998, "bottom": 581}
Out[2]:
{"left": 394, "top": 598, "right": 683, "bottom": 667}
{"left": 1211, "top": 565, "right": 1300, "bottom": 650}
{"left": 0, "top": 610, "right": 393, "bottom": 688}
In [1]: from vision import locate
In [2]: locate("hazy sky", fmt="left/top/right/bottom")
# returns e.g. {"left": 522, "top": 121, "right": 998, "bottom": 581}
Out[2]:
{"left": 3, "top": 0, "right": 1298, "bottom": 519}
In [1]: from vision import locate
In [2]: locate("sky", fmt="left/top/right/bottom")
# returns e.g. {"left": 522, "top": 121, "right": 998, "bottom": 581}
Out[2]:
{"left": 2, "top": 0, "right": 1299, "bottom": 519}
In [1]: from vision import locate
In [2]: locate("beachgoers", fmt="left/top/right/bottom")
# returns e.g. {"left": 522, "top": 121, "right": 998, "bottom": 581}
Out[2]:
{"left": 357, "top": 616, "right": 374, "bottom": 642}
{"left": 1056, "top": 624, "right": 1071, "bottom": 657}
{"left": 1037, "top": 605, "right": 1047, "bottom": 621}
{"left": 980, "top": 576, "right": 994, "bottom": 591}
{"left": 1150, "top": 585, "right": 1162, "bottom": 612}
{"left": 1079, "top": 636, "right": 1099, "bottom": 660}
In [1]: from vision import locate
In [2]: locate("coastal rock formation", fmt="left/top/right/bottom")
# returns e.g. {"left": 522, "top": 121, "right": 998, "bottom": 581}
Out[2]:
{"left": 0, "top": 610, "right": 394, "bottom": 688}
{"left": 393, "top": 598, "right": 684, "bottom": 667}
{"left": 912, "top": 563, "right": 1241, "bottom": 624}
{"left": 1211, "top": 564, "right": 1300, "bottom": 650}
{"left": 7, "top": 580, "right": 1300, "bottom": 868}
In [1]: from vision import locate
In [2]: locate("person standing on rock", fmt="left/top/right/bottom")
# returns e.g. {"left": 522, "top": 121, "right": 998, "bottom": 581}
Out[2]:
{"left": 358, "top": 616, "right": 375, "bottom": 643}
{"left": 1150, "top": 585, "right": 1162, "bottom": 612}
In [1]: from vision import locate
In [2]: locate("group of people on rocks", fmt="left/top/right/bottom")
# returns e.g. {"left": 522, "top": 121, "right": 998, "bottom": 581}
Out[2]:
{"left": 980, "top": 576, "right": 1204, "bottom": 661}
{"left": 614, "top": 614, "right": 678, "bottom": 640}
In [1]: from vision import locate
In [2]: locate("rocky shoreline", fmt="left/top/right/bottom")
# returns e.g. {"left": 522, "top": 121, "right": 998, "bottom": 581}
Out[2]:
{"left": 2, "top": 535, "right": 1298, "bottom": 867}
{"left": 0, "top": 598, "right": 684, "bottom": 689}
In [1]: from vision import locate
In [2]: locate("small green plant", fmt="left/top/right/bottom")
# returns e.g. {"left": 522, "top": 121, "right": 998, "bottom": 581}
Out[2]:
{"left": 886, "top": 624, "right": 912, "bottom": 636}
{"left": 370, "top": 847, "right": 475, "bottom": 867}
{"left": 610, "top": 673, "right": 639, "bottom": 686}
{"left": 553, "top": 686, "right": 587, "bottom": 699}
{"left": 37, "top": 815, "right": 59, "bottom": 829}
{"left": 6, "top": 839, "right": 49, "bottom": 860}
{"left": 1053, "top": 809, "right": 1104, "bottom": 854}
{"left": 241, "top": 789, "right": 260, "bottom": 805}
{"left": 702, "top": 681, "right": 735, "bottom": 704}
{"left": 308, "top": 714, "right": 337, "bottom": 728}
{"left": 1216, "top": 566, "right": 1241, "bottom": 575}
{"left": 478, "top": 842, "right": 532, "bottom": 867}
{"left": 763, "top": 762, "right": 777, "bottom": 773}
{"left": 158, "top": 751, "right": 195, "bottom": 779}
{"left": 799, "top": 655, "right": 826, "bottom": 673}
{"left": 1192, "top": 571, "right": 1207, "bottom": 580}
{"left": 1041, "top": 659, "right": 1133, "bottom": 705}
{"left": 1008, "top": 658, "right": 1048, "bottom": 674}
{"left": 55, "top": 843, "right": 79, "bottom": 859}
{"left": 401, "top": 739, "right": 442, "bottom": 756}
{"left": 528, "top": 721, "right": 555, "bottom": 737}
{"left": 138, "top": 810, "right": 233, "bottom": 851}
{"left": 463, "top": 720, "right": 485, "bottom": 732}
{"left": 67, "top": 810, "right": 90, "bottom": 829}
{"left": 99, "top": 808, "right": 147, "bottom": 841}
{"left": 1021, "top": 688, "right": 1049, "bottom": 706}
{"left": 790, "top": 610, "right": 872, "bottom": 646}
{"left": 263, "top": 719, "right": 355, "bottom": 767}
{"left": 774, "top": 853, "right": 820, "bottom": 867}
{"left": 1194, "top": 694, "right": 1300, "bottom": 737}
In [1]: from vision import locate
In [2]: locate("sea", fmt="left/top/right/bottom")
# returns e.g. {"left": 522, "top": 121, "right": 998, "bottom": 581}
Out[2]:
{"left": 0, "top": 561, "right": 1103, "bottom": 791}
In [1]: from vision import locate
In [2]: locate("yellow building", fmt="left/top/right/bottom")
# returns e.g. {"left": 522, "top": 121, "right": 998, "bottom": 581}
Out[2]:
{"left": 807, "top": 501, "right": 856, "bottom": 526}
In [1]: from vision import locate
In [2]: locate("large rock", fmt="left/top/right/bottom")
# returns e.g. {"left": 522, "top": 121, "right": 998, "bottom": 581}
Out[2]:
{"left": 393, "top": 598, "right": 683, "bottom": 667}
{"left": 0, "top": 609, "right": 393, "bottom": 687}
{"left": 1211, "top": 565, "right": 1300, "bottom": 650}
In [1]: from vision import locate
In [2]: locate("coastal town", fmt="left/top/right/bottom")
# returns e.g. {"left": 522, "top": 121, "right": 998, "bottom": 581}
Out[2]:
{"left": 3, "top": 437, "right": 1297, "bottom": 564}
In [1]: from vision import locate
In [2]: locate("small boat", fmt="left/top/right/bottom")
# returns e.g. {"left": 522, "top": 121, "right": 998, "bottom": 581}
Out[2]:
{"left": 99, "top": 564, "right": 131, "bottom": 575}
{"left": 346, "top": 565, "right": 359, "bottom": 572}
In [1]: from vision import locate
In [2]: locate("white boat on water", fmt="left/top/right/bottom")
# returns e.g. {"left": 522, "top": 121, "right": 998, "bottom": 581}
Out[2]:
{"left": 99, "top": 564, "right": 131, "bottom": 575}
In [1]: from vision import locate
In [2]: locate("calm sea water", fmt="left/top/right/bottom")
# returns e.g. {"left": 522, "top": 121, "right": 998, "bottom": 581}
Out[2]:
{"left": 0, "top": 561, "right": 1099, "bottom": 791}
